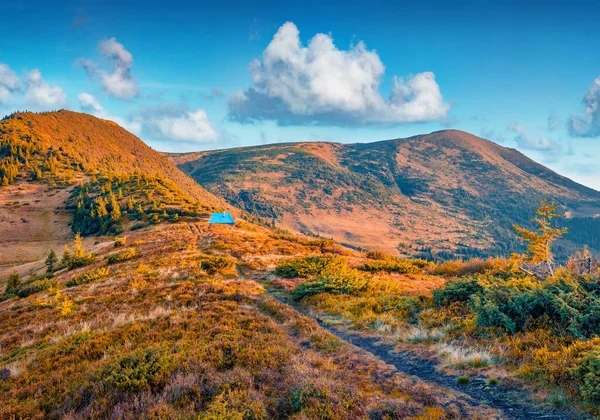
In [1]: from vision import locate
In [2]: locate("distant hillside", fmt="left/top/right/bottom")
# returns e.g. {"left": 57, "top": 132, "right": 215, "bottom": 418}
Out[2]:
{"left": 171, "top": 130, "right": 600, "bottom": 259}
{"left": 0, "top": 110, "right": 228, "bottom": 267}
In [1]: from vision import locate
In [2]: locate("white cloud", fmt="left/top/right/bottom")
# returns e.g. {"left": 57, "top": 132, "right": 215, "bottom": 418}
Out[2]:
{"left": 138, "top": 104, "right": 218, "bottom": 143}
{"left": 76, "top": 92, "right": 141, "bottom": 134}
{"left": 80, "top": 38, "right": 139, "bottom": 100}
{"left": 569, "top": 76, "right": 600, "bottom": 137}
{"left": 24, "top": 69, "right": 67, "bottom": 108}
{"left": 508, "top": 121, "right": 560, "bottom": 151}
{"left": 77, "top": 92, "right": 103, "bottom": 113}
{"left": 0, "top": 63, "right": 19, "bottom": 104}
{"left": 228, "top": 22, "right": 449, "bottom": 126}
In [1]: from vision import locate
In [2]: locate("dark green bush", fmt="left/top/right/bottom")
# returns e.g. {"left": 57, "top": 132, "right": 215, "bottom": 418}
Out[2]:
{"left": 67, "top": 267, "right": 110, "bottom": 287}
{"left": 96, "top": 348, "right": 173, "bottom": 393}
{"left": 470, "top": 277, "right": 600, "bottom": 338}
{"left": 292, "top": 269, "right": 369, "bottom": 300}
{"left": 275, "top": 256, "right": 347, "bottom": 279}
{"left": 16, "top": 278, "right": 57, "bottom": 298}
{"left": 68, "top": 254, "right": 96, "bottom": 270}
{"left": 106, "top": 248, "right": 137, "bottom": 265}
{"left": 432, "top": 279, "right": 483, "bottom": 307}
{"left": 570, "top": 349, "right": 600, "bottom": 405}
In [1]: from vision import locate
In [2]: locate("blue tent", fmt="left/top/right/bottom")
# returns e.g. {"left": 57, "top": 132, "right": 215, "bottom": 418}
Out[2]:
{"left": 208, "top": 212, "right": 235, "bottom": 225}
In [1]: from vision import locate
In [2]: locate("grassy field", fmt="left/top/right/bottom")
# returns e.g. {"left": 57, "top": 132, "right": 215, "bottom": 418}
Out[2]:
{"left": 0, "top": 222, "right": 497, "bottom": 419}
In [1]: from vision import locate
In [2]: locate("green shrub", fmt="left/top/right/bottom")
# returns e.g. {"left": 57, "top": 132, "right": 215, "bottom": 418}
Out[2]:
{"left": 471, "top": 276, "right": 600, "bottom": 338}
{"left": 201, "top": 255, "right": 236, "bottom": 274}
{"left": 292, "top": 269, "right": 369, "bottom": 300}
{"left": 432, "top": 279, "right": 483, "bottom": 307}
{"left": 67, "top": 267, "right": 110, "bottom": 287}
{"left": 456, "top": 375, "right": 470, "bottom": 385}
{"left": 96, "top": 348, "right": 173, "bottom": 393}
{"left": 358, "top": 259, "right": 428, "bottom": 274}
{"left": 68, "top": 253, "right": 96, "bottom": 270}
{"left": 570, "top": 348, "right": 600, "bottom": 405}
{"left": 106, "top": 248, "right": 137, "bottom": 265}
{"left": 16, "top": 278, "right": 57, "bottom": 298}
{"left": 275, "top": 256, "right": 347, "bottom": 279}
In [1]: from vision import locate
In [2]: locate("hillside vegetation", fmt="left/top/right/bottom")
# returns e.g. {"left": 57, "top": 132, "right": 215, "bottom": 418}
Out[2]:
{"left": 0, "top": 221, "right": 496, "bottom": 419}
{"left": 0, "top": 111, "right": 226, "bottom": 268}
{"left": 171, "top": 130, "right": 600, "bottom": 260}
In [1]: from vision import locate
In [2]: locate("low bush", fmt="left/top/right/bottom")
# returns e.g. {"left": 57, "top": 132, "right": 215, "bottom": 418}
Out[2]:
{"left": 106, "top": 248, "right": 137, "bottom": 265}
{"left": 114, "top": 236, "right": 127, "bottom": 247}
{"left": 96, "top": 348, "right": 173, "bottom": 393}
{"left": 292, "top": 269, "right": 369, "bottom": 300}
{"left": 68, "top": 253, "right": 96, "bottom": 270}
{"left": 358, "top": 259, "right": 429, "bottom": 274}
{"left": 67, "top": 267, "right": 110, "bottom": 287}
{"left": 570, "top": 348, "right": 600, "bottom": 405}
{"left": 201, "top": 255, "right": 237, "bottom": 274}
{"left": 472, "top": 277, "right": 600, "bottom": 337}
{"left": 274, "top": 256, "right": 347, "bottom": 279}
{"left": 16, "top": 278, "right": 57, "bottom": 298}
{"left": 432, "top": 279, "right": 483, "bottom": 307}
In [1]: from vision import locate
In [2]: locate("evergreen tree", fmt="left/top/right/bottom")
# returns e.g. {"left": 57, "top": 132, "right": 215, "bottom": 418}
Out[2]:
{"left": 513, "top": 199, "right": 568, "bottom": 276}
{"left": 72, "top": 232, "right": 85, "bottom": 259}
{"left": 62, "top": 245, "right": 71, "bottom": 265}
{"left": 45, "top": 249, "right": 58, "bottom": 273}
{"left": 6, "top": 271, "right": 20, "bottom": 293}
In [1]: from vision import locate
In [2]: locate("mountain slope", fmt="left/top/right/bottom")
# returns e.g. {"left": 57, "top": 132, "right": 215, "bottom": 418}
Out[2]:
{"left": 171, "top": 130, "right": 600, "bottom": 259}
{"left": 0, "top": 110, "right": 228, "bottom": 269}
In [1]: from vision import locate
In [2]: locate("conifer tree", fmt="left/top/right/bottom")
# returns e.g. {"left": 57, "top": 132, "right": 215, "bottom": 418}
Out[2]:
{"left": 513, "top": 199, "right": 568, "bottom": 276}
{"left": 45, "top": 249, "right": 58, "bottom": 272}
{"left": 62, "top": 245, "right": 71, "bottom": 265}
{"left": 6, "top": 271, "right": 20, "bottom": 293}
{"left": 72, "top": 232, "right": 85, "bottom": 259}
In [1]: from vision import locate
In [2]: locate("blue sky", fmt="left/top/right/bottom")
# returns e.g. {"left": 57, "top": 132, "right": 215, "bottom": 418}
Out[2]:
{"left": 1, "top": 0, "right": 599, "bottom": 189}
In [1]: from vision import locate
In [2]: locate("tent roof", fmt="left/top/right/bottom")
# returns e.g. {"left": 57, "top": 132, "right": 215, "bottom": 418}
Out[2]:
{"left": 208, "top": 212, "right": 235, "bottom": 224}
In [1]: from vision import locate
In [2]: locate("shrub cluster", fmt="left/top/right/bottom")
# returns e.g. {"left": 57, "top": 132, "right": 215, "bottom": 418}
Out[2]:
{"left": 201, "top": 255, "right": 237, "bottom": 274}
{"left": 358, "top": 259, "right": 429, "bottom": 274}
{"left": 291, "top": 269, "right": 369, "bottom": 300}
{"left": 66, "top": 267, "right": 110, "bottom": 287}
{"left": 274, "top": 256, "right": 346, "bottom": 278}
{"left": 433, "top": 275, "right": 600, "bottom": 339}
{"left": 106, "top": 249, "right": 137, "bottom": 265}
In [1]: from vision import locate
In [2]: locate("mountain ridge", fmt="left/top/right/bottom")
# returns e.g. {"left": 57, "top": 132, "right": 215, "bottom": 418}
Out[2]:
{"left": 170, "top": 129, "right": 600, "bottom": 259}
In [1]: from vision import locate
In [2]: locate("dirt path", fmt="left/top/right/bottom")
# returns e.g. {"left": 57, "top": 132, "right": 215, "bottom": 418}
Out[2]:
{"left": 267, "top": 291, "right": 588, "bottom": 420}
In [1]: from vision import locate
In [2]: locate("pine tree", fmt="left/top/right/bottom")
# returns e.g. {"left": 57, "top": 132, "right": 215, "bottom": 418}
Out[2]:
{"left": 127, "top": 197, "right": 135, "bottom": 211}
{"left": 110, "top": 194, "right": 121, "bottom": 221}
{"left": 62, "top": 245, "right": 71, "bottom": 265}
{"left": 513, "top": 199, "right": 568, "bottom": 276}
{"left": 6, "top": 271, "right": 20, "bottom": 293}
{"left": 45, "top": 249, "right": 58, "bottom": 272}
{"left": 72, "top": 232, "right": 85, "bottom": 259}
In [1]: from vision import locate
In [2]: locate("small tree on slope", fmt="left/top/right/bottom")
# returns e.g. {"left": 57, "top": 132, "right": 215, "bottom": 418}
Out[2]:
{"left": 513, "top": 198, "right": 568, "bottom": 277}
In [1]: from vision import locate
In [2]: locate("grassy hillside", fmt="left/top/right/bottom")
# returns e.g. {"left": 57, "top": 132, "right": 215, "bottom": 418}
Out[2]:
{"left": 171, "top": 130, "right": 600, "bottom": 260}
{"left": 0, "top": 110, "right": 228, "bottom": 268}
{"left": 0, "top": 221, "right": 494, "bottom": 419}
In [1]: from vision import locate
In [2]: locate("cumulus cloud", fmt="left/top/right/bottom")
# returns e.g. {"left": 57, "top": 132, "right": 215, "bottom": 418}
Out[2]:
{"left": 136, "top": 104, "right": 218, "bottom": 143}
{"left": 569, "top": 76, "right": 600, "bottom": 137}
{"left": 77, "top": 92, "right": 141, "bottom": 134}
{"left": 80, "top": 38, "right": 139, "bottom": 99}
{"left": 24, "top": 69, "right": 67, "bottom": 108}
{"left": 507, "top": 121, "right": 560, "bottom": 151}
{"left": 228, "top": 22, "right": 449, "bottom": 126}
{"left": 0, "top": 63, "right": 20, "bottom": 104}
{"left": 77, "top": 92, "right": 103, "bottom": 113}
